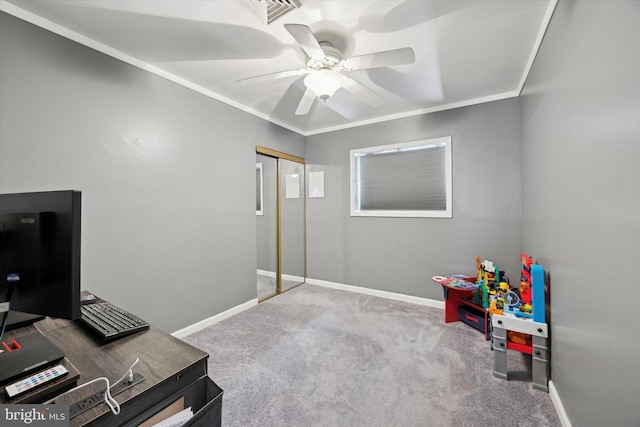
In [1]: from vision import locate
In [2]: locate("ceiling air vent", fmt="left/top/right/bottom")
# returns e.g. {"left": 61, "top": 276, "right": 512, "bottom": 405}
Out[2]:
{"left": 242, "top": 0, "right": 302, "bottom": 24}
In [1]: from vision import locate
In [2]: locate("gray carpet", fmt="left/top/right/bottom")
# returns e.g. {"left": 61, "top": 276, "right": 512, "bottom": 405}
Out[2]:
{"left": 256, "top": 273, "right": 277, "bottom": 300}
{"left": 257, "top": 273, "right": 302, "bottom": 300}
{"left": 184, "top": 284, "right": 560, "bottom": 427}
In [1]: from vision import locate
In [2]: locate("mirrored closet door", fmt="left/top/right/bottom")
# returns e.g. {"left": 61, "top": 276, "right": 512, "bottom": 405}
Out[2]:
{"left": 256, "top": 153, "right": 277, "bottom": 300}
{"left": 279, "top": 158, "right": 305, "bottom": 292}
{"left": 256, "top": 147, "right": 305, "bottom": 301}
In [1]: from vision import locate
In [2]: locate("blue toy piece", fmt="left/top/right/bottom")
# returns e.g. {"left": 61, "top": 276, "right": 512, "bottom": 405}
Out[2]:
{"left": 531, "top": 264, "right": 545, "bottom": 323}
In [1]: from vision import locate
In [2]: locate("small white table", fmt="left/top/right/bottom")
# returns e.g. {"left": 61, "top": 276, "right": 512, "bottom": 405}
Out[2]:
{"left": 491, "top": 313, "right": 549, "bottom": 391}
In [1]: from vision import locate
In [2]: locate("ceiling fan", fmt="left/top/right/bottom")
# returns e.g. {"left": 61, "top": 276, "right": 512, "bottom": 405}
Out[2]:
{"left": 239, "top": 24, "right": 415, "bottom": 117}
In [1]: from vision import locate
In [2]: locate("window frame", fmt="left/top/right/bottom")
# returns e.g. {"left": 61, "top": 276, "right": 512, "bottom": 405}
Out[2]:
{"left": 349, "top": 136, "right": 452, "bottom": 218}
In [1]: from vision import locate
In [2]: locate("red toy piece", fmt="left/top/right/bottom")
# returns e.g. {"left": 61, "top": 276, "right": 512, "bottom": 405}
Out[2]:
{"left": 520, "top": 253, "right": 533, "bottom": 304}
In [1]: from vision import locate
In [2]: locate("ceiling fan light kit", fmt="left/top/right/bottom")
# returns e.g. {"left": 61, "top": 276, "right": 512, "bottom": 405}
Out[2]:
{"left": 304, "top": 69, "right": 342, "bottom": 100}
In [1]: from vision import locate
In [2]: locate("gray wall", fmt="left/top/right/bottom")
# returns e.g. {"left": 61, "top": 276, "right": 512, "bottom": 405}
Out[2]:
{"left": 0, "top": 12, "right": 304, "bottom": 332}
{"left": 305, "top": 98, "right": 523, "bottom": 299}
{"left": 520, "top": 1, "right": 640, "bottom": 426}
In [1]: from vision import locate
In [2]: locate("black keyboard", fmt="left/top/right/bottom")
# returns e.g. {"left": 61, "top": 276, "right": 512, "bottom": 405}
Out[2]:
{"left": 80, "top": 301, "right": 150, "bottom": 342}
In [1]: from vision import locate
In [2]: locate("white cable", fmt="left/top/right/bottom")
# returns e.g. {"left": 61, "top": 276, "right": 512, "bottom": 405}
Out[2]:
{"left": 111, "top": 358, "right": 139, "bottom": 390}
{"left": 43, "top": 377, "right": 120, "bottom": 415}
{"left": 43, "top": 358, "right": 140, "bottom": 415}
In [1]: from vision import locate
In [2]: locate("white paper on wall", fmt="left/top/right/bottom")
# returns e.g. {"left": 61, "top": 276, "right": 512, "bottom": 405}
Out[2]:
{"left": 285, "top": 174, "right": 300, "bottom": 199}
{"left": 308, "top": 171, "right": 325, "bottom": 198}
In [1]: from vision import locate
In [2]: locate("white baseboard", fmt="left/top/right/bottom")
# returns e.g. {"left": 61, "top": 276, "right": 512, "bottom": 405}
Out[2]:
{"left": 305, "top": 277, "right": 444, "bottom": 310}
{"left": 283, "top": 273, "right": 304, "bottom": 283}
{"left": 257, "top": 270, "right": 304, "bottom": 284}
{"left": 171, "top": 298, "right": 258, "bottom": 339}
{"left": 257, "top": 269, "right": 276, "bottom": 278}
{"left": 549, "top": 380, "right": 571, "bottom": 427}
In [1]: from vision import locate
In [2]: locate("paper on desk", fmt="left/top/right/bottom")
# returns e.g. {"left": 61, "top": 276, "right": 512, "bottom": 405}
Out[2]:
{"left": 152, "top": 407, "right": 193, "bottom": 427}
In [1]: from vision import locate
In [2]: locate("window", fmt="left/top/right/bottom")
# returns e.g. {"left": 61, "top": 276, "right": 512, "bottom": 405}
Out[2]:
{"left": 350, "top": 136, "right": 452, "bottom": 218}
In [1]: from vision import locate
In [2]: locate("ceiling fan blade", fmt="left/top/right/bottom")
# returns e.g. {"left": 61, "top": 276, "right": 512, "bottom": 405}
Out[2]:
{"left": 295, "top": 88, "right": 316, "bottom": 115}
{"left": 324, "top": 92, "right": 359, "bottom": 120}
{"left": 238, "top": 68, "right": 306, "bottom": 84}
{"left": 284, "top": 24, "right": 326, "bottom": 61}
{"left": 338, "top": 74, "right": 385, "bottom": 108}
{"left": 343, "top": 47, "right": 415, "bottom": 71}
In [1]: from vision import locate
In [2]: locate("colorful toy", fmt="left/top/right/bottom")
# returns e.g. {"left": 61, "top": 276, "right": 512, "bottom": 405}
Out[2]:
{"left": 477, "top": 283, "right": 489, "bottom": 309}
{"left": 489, "top": 293, "right": 506, "bottom": 314}
{"left": 480, "top": 259, "right": 500, "bottom": 291}
{"left": 473, "top": 258, "right": 510, "bottom": 309}
{"left": 495, "top": 253, "right": 544, "bottom": 321}
{"left": 508, "top": 330, "right": 531, "bottom": 346}
{"left": 431, "top": 275, "right": 478, "bottom": 290}
{"left": 520, "top": 253, "right": 534, "bottom": 304}
{"left": 475, "top": 256, "right": 482, "bottom": 283}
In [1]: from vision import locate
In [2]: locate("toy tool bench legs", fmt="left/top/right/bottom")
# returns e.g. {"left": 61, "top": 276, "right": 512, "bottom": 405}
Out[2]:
{"left": 492, "top": 314, "right": 549, "bottom": 391}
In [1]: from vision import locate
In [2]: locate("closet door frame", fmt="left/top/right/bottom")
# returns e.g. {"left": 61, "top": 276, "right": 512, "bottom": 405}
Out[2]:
{"left": 256, "top": 146, "right": 306, "bottom": 300}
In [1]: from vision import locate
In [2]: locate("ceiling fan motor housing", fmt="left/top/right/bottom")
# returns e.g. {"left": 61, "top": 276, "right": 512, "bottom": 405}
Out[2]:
{"left": 305, "top": 42, "right": 344, "bottom": 72}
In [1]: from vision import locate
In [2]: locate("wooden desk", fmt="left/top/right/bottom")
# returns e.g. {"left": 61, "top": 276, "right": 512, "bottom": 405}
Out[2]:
{"left": 1, "top": 304, "right": 222, "bottom": 426}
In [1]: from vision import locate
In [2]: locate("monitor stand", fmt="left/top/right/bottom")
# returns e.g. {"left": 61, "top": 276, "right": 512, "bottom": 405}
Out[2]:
{"left": 4, "top": 311, "right": 45, "bottom": 331}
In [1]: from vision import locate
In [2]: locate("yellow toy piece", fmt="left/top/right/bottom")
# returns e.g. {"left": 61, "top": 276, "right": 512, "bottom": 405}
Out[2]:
{"left": 475, "top": 256, "right": 482, "bottom": 283}
{"left": 520, "top": 303, "right": 532, "bottom": 314}
{"left": 489, "top": 299, "right": 503, "bottom": 315}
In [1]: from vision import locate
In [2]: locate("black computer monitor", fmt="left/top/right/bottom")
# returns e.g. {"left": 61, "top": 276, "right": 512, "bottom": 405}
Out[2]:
{"left": 0, "top": 190, "right": 81, "bottom": 331}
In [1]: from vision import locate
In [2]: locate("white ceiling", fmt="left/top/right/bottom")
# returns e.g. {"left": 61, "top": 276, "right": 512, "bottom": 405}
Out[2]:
{"left": 1, "top": 0, "right": 556, "bottom": 136}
